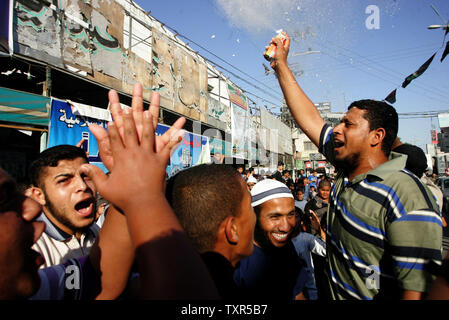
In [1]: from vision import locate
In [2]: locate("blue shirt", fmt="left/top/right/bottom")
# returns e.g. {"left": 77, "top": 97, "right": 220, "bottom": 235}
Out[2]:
{"left": 295, "top": 199, "right": 307, "bottom": 212}
{"left": 234, "top": 242, "right": 306, "bottom": 300}
{"left": 291, "top": 232, "right": 327, "bottom": 300}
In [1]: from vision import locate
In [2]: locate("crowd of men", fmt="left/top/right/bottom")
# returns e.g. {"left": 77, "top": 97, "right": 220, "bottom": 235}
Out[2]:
{"left": 1, "top": 32, "right": 449, "bottom": 301}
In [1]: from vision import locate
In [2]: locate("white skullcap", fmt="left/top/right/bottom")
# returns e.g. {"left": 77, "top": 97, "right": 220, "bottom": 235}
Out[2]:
{"left": 247, "top": 175, "right": 258, "bottom": 184}
{"left": 250, "top": 179, "right": 293, "bottom": 207}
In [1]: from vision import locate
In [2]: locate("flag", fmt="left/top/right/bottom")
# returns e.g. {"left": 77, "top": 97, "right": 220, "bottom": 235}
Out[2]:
{"left": 384, "top": 89, "right": 397, "bottom": 104}
{"left": 441, "top": 40, "right": 449, "bottom": 62}
{"left": 402, "top": 53, "right": 437, "bottom": 88}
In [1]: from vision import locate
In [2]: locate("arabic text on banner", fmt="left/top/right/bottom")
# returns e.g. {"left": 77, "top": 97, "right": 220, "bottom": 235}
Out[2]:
{"left": 48, "top": 100, "right": 109, "bottom": 173}
{"left": 48, "top": 100, "right": 210, "bottom": 177}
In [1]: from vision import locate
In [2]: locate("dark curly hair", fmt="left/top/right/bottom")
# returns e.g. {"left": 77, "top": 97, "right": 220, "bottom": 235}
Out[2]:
{"left": 348, "top": 99, "right": 398, "bottom": 156}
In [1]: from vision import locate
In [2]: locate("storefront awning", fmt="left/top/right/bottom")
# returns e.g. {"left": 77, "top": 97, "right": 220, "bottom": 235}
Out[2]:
{"left": 0, "top": 87, "right": 50, "bottom": 126}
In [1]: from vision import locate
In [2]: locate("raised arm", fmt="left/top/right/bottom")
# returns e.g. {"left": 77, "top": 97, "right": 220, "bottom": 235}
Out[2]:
{"left": 84, "top": 85, "right": 219, "bottom": 299}
{"left": 87, "top": 205, "right": 134, "bottom": 299}
{"left": 270, "top": 33, "right": 325, "bottom": 147}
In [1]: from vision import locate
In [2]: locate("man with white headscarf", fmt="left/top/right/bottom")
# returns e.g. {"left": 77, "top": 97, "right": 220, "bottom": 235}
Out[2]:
{"left": 234, "top": 179, "right": 311, "bottom": 300}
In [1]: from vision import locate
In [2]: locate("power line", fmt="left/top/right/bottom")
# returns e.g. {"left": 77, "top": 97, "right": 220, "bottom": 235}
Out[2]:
{"left": 123, "top": 5, "right": 285, "bottom": 115}
{"left": 255, "top": 47, "right": 441, "bottom": 84}
{"left": 308, "top": 37, "right": 449, "bottom": 103}
{"left": 159, "top": 25, "right": 284, "bottom": 103}
{"left": 286, "top": 48, "right": 440, "bottom": 75}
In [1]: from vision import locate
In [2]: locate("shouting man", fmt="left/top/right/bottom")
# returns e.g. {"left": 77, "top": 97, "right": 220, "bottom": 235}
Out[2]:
{"left": 269, "top": 32, "right": 442, "bottom": 300}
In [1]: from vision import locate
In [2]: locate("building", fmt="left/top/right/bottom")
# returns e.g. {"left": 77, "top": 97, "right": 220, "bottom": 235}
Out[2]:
{"left": 1, "top": 0, "right": 297, "bottom": 182}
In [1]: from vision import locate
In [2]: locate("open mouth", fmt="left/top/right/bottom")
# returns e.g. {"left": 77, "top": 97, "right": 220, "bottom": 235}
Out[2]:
{"left": 74, "top": 198, "right": 94, "bottom": 217}
{"left": 334, "top": 140, "right": 344, "bottom": 149}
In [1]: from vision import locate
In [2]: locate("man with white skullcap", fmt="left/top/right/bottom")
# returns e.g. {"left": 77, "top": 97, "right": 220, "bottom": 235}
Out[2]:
{"left": 246, "top": 175, "right": 258, "bottom": 191}
{"left": 234, "top": 179, "right": 311, "bottom": 300}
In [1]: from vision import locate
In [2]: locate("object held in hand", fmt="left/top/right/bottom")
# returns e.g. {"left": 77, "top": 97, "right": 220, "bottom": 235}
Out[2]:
{"left": 264, "top": 29, "right": 286, "bottom": 61}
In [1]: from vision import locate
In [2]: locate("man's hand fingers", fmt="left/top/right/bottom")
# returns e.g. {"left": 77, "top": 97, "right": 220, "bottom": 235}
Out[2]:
{"left": 310, "top": 210, "right": 319, "bottom": 222}
{"left": 108, "top": 122, "right": 125, "bottom": 158}
{"left": 283, "top": 33, "right": 290, "bottom": 54}
{"left": 108, "top": 89, "right": 125, "bottom": 139}
{"left": 122, "top": 108, "right": 139, "bottom": 148}
{"left": 131, "top": 83, "right": 144, "bottom": 113}
{"left": 141, "top": 110, "right": 155, "bottom": 150}
{"left": 156, "top": 117, "right": 186, "bottom": 153}
{"left": 75, "top": 138, "right": 85, "bottom": 148}
{"left": 75, "top": 138, "right": 89, "bottom": 158}
{"left": 79, "top": 164, "right": 109, "bottom": 197}
{"left": 160, "top": 131, "right": 184, "bottom": 162}
{"left": 89, "top": 124, "right": 114, "bottom": 170}
{"left": 131, "top": 83, "right": 144, "bottom": 141}
{"left": 149, "top": 91, "right": 161, "bottom": 130}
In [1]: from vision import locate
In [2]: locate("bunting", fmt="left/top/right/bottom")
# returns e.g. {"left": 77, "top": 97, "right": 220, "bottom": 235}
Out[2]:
{"left": 384, "top": 89, "right": 397, "bottom": 104}
{"left": 401, "top": 53, "right": 436, "bottom": 88}
{"left": 383, "top": 10, "right": 448, "bottom": 104}
{"left": 441, "top": 40, "right": 449, "bottom": 62}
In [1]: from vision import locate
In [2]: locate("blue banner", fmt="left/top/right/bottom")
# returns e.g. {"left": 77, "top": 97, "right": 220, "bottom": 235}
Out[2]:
{"left": 48, "top": 100, "right": 108, "bottom": 173}
{"left": 48, "top": 100, "right": 209, "bottom": 177}
{"left": 156, "top": 124, "right": 209, "bottom": 177}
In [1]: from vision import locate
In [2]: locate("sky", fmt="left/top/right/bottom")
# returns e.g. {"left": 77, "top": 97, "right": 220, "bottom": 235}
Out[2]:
{"left": 135, "top": 0, "right": 449, "bottom": 152}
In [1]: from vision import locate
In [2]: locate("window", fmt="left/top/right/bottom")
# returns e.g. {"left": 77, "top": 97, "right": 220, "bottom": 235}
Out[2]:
{"left": 304, "top": 141, "right": 315, "bottom": 151}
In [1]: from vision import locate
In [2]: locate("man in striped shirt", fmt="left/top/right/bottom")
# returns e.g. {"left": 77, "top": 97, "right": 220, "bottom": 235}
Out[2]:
{"left": 268, "top": 32, "right": 442, "bottom": 299}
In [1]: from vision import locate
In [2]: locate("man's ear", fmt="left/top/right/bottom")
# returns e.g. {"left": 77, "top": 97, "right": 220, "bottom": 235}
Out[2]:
{"left": 370, "top": 128, "right": 386, "bottom": 148}
{"left": 30, "top": 186, "right": 46, "bottom": 206}
{"left": 224, "top": 216, "right": 239, "bottom": 245}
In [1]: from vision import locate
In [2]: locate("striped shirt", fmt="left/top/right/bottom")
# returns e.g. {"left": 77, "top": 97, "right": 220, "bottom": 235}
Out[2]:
{"left": 319, "top": 124, "right": 442, "bottom": 300}
{"left": 33, "top": 212, "right": 100, "bottom": 268}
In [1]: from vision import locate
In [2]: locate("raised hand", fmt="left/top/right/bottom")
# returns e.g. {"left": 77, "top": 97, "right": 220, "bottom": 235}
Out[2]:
{"left": 88, "top": 83, "right": 185, "bottom": 171}
{"left": 266, "top": 31, "right": 290, "bottom": 69}
{"left": 309, "top": 210, "right": 321, "bottom": 231}
{"left": 80, "top": 88, "right": 219, "bottom": 300}
{"left": 75, "top": 138, "right": 89, "bottom": 158}
{"left": 81, "top": 107, "right": 182, "bottom": 212}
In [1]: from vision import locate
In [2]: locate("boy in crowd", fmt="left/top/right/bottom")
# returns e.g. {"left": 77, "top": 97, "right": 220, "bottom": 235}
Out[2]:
{"left": 304, "top": 178, "right": 331, "bottom": 238}
{"left": 28, "top": 145, "right": 100, "bottom": 267}
{"left": 166, "top": 164, "right": 256, "bottom": 299}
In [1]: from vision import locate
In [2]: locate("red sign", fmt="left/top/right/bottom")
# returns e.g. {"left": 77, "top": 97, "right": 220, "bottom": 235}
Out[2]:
{"left": 431, "top": 130, "right": 438, "bottom": 144}
{"left": 317, "top": 161, "right": 326, "bottom": 168}
{"left": 305, "top": 161, "right": 312, "bottom": 169}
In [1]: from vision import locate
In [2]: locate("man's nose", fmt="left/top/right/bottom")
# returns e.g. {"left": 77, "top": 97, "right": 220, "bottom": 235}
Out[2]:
{"left": 278, "top": 216, "right": 291, "bottom": 232}
{"left": 74, "top": 174, "right": 89, "bottom": 192}
{"left": 333, "top": 122, "right": 344, "bottom": 135}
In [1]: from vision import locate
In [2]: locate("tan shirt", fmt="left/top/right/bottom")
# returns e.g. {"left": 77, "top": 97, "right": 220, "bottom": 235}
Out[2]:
{"left": 421, "top": 175, "right": 444, "bottom": 213}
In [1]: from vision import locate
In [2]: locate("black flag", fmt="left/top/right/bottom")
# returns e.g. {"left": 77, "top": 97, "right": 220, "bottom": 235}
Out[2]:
{"left": 441, "top": 40, "right": 449, "bottom": 62}
{"left": 402, "top": 53, "right": 437, "bottom": 88}
{"left": 384, "top": 89, "right": 397, "bottom": 104}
